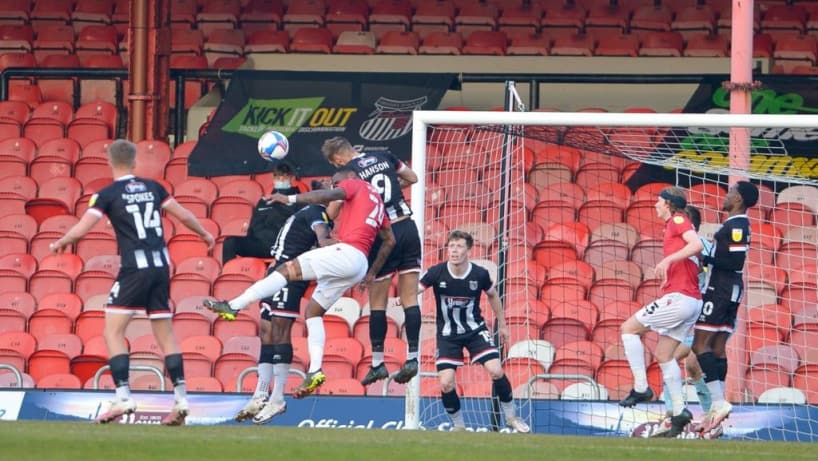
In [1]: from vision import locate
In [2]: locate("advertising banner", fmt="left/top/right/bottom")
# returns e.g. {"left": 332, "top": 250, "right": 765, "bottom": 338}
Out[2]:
{"left": 189, "top": 71, "right": 457, "bottom": 178}
{"left": 9, "top": 390, "right": 817, "bottom": 441}
{"left": 0, "top": 391, "right": 24, "bottom": 421}
{"left": 624, "top": 76, "right": 818, "bottom": 189}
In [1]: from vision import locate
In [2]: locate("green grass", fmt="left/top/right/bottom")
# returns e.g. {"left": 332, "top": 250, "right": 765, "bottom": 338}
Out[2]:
{"left": 0, "top": 421, "right": 813, "bottom": 461}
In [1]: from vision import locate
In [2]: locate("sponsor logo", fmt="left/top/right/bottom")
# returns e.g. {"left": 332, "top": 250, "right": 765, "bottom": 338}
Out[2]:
{"left": 359, "top": 96, "right": 427, "bottom": 141}
{"left": 114, "top": 411, "right": 168, "bottom": 424}
{"left": 630, "top": 421, "right": 701, "bottom": 439}
{"left": 0, "top": 391, "right": 24, "bottom": 421}
{"left": 125, "top": 181, "right": 146, "bottom": 193}
{"left": 222, "top": 97, "right": 358, "bottom": 138}
{"left": 356, "top": 157, "right": 379, "bottom": 168}
{"left": 732, "top": 228, "right": 743, "bottom": 242}
{"left": 673, "top": 216, "right": 685, "bottom": 224}
{"left": 469, "top": 280, "right": 478, "bottom": 291}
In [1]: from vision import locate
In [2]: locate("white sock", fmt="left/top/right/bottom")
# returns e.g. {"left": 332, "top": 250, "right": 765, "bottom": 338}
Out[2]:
{"left": 707, "top": 380, "right": 725, "bottom": 406}
{"left": 372, "top": 351, "right": 384, "bottom": 367}
{"left": 407, "top": 351, "right": 418, "bottom": 361}
{"left": 306, "top": 317, "right": 326, "bottom": 373}
{"left": 500, "top": 400, "right": 515, "bottom": 420}
{"left": 621, "top": 333, "right": 648, "bottom": 392}
{"left": 254, "top": 363, "right": 274, "bottom": 399}
{"left": 450, "top": 410, "right": 465, "bottom": 428}
{"left": 173, "top": 383, "right": 187, "bottom": 401}
{"left": 115, "top": 385, "right": 131, "bottom": 400}
{"left": 271, "top": 363, "right": 289, "bottom": 403}
{"left": 229, "top": 271, "right": 287, "bottom": 311}
{"left": 659, "top": 360, "right": 685, "bottom": 415}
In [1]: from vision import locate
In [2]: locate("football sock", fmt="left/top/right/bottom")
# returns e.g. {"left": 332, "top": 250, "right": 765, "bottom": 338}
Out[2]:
{"left": 493, "top": 375, "right": 516, "bottom": 420}
{"left": 694, "top": 376, "right": 712, "bottom": 413}
{"left": 662, "top": 387, "right": 674, "bottom": 414}
{"left": 109, "top": 353, "right": 130, "bottom": 396}
{"left": 270, "top": 344, "right": 293, "bottom": 403}
{"left": 255, "top": 344, "right": 275, "bottom": 399}
{"left": 404, "top": 305, "right": 421, "bottom": 361}
{"left": 716, "top": 357, "right": 728, "bottom": 381}
{"left": 306, "top": 317, "right": 325, "bottom": 373}
{"left": 659, "top": 360, "right": 685, "bottom": 416}
{"left": 369, "top": 310, "right": 387, "bottom": 367}
{"left": 442, "top": 389, "right": 462, "bottom": 427}
{"left": 230, "top": 271, "right": 287, "bottom": 311}
{"left": 164, "top": 353, "right": 186, "bottom": 400}
{"left": 622, "top": 333, "right": 648, "bottom": 392}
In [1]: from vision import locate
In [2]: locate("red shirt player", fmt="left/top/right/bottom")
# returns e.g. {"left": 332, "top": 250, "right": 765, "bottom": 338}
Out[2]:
{"left": 616, "top": 186, "right": 704, "bottom": 438}
{"left": 205, "top": 167, "right": 395, "bottom": 399}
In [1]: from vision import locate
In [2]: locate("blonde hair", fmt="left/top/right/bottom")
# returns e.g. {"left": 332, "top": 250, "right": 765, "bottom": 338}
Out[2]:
{"left": 108, "top": 139, "right": 137, "bottom": 168}
{"left": 321, "top": 136, "right": 354, "bottom": 161}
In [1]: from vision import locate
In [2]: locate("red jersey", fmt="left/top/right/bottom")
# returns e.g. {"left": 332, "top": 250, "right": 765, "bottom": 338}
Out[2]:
{"left": 336, "top": 178, "right": 391, "bottom": 256}
{"left": 662, "top": 212, "right": 701, "bottom": 299}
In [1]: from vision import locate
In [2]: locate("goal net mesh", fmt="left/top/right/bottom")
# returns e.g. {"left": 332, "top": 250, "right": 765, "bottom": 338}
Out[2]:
{"left": 415, "top": 114, "right": 818, "bottom": 439}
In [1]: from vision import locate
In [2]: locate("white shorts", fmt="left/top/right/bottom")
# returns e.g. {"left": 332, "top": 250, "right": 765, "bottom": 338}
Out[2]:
{"left": 297, "top": 243, "right": 368, "bottom": 309}
{"left": 635, "top": 292, "right": 702, "bottom": 342}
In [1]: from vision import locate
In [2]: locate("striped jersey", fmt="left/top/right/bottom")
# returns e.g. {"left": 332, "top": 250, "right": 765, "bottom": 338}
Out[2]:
{"left": 88, "top": 175, "right": 170, "bottom": 270}
{"left": 420, "top": 262, "right": 493, "bottom": 338}
{"left": 346, "top": 152, "right": 412, "bottom": 220}
{"left": 270, "top": 204, "right": 331, "bottom": 261}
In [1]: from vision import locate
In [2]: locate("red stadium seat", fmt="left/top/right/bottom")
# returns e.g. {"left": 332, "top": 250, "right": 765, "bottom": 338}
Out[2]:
{"left": 28, "top": 349, "right": 71, "bottom": 382}
{"left": 418, "top": 31, "right": 463, "bottom": 55}
{"left": 290, "top": 27, "right": 333, "bottom": 53}
{"left": 411, "top": 1, "right": 454, "bottom": 37}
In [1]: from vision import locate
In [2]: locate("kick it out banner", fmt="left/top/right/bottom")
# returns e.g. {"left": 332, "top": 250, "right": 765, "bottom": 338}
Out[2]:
{"left": 188, "top": 71, "right": 458, "bottom": 177}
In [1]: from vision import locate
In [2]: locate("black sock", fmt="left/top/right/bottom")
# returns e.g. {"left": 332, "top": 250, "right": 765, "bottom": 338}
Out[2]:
{"left": 164, "top": 353, "right": 185, "bottom": 386}
{"left": 404, "top": 305, "right": 421, "bottom": 356}
{"left": 109, "top": 354, "right": 130, "bottom": 387}
{"left": 715, "top": 357, "right": 728, "bottom": 382}
{"left": 697, "top": 351, "right": 718, "bottom": 383}
{"left": 369, "top": 310, "right": 387, "bottom": 353}
{"left": 441, "top": 389, "right": 461, "bottom": 414}
{"left": 493, "top": 375, "right": 514, "bottom": 403}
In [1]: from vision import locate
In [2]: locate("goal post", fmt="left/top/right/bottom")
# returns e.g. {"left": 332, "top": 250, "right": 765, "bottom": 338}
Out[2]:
{"left": 408, "top": 109, "right": 818, "bottom": 438}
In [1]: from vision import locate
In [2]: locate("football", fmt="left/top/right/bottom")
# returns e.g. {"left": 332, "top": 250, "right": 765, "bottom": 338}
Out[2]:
{"left": 257, "top": 130, "right": 289, "bottom": 161}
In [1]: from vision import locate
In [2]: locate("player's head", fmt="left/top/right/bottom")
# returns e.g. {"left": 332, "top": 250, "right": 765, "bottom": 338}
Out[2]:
{"left": 724, "top": 181, "right": 759, "bottom": 212}
{"left": 321, "top": 136, "right": 356, "bottom": 168}
{"left": 270, "top": 162, "right": 295, "bottom": 191}
{"left": 684, "top": 205, "right": 702, "bottom": 231}
{"left": 331, "top": 165, "right": 357, "bottom": 186}
{"left": 107, "top": 139, "right": 137, "bottom": 170}
{"left": 446, "top": 230, "right": 473, "bottom": 264}
{"left": 656, "top": 186, "right": 687, "bottom": 219}
{"left": 311, "top": 178, "right": 331, "bottom": 191}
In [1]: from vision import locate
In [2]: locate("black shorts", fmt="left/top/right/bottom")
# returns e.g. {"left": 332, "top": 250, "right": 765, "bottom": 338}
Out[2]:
{"left": 368, "top": 218, "right": 422, "bottom": 279}
{"left": 260, "top": 263, "right": 309, "bottom": 321}
{"left": 435, "top": 327, "right": 500, "bottom": 371}
{"left": 107, "top": 267, "right": 171, "bottom": 318}
{"left": 695, "top": 283, "right": 743, "bottom": 333}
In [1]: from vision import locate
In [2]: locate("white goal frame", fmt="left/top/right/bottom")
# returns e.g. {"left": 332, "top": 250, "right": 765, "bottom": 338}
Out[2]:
{"left": 406, "top": 110, "right": 818, "bottom": 430}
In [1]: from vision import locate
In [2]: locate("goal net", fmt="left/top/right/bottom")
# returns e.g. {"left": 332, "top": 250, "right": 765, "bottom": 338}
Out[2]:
{"left": 408, "top": 109, "right": 818, "bottom": 441}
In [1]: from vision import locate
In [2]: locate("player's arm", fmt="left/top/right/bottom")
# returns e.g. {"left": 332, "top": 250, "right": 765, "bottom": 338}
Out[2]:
{"left": 268, "top": 187, "right": 346, "bottom": 205}
{"left": 486, "top": 285, "right": 509, "bottom": 346}
{"left": 703, "top": 224, "right": 747, "bottom": 272}
{"left": 163, "top": 198, "right": 215, "bottom": 249}
{"left": 367, "top": 225, "right": 396, "bottom": 278}
{"left": 397, "top": 163, "right": 418, "bottom": 189}
{"left": 50, "top": 211, "right": 102, "bottom": 252}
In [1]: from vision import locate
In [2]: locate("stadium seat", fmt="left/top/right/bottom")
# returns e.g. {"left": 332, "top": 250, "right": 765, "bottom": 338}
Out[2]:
{"left": 196, "top": 0, "right": 241, "bottom": 37}
{"left": 684, "top": 32, "right": 728, "bottom": 57}
{"left": 214, "top": 352, "right": 257, "bottom": 389}
{"left": 222, "top": 335, "right": 261, "bottom": 360}
{"left": 203, "top": 28, "right": 245, "bottom": 66}
{"left": 561, "top": 381, "right": 608, "bottom": 400}
{"left": 186, "top": 375, "right": 223, "bottom": 392}
{"left": 550, "top": 33, "right": 595, "bottom": 56}
{"left": 418, "top": 31, "right": 463, "bottom": 55}
{"left": 74, "top": 310, "right": 105, "bottom": 343}
{"left": 27, "top": 348, "right": 71, "bottom": 382}
{"left": 212, "top": 273, "right": 254, "bottom": 301}
{"left": 289, "top": 27, "right": 333, "bottom": 53}
{"left": 0, "top": 209, "right": 37, "bottom": 239}
{"left": 750, "top": 344, "right": 800, "bottom": 375}
{"left": 36, "top": 372, "right": 82, "bottom": 389}
{"left": 498, "top": 2, "right": 542, "bottom": 38}
{"left": 28, "top": 269, "right": 73, "bottom": 302}
{"left": 180, "top": 334, "right": 222, "bottom": 363}
{"left": 0, "top": 138, "right": 35, "bottom": 178}
{"left": 36, "top": 332, "right": 83, "bottom": 360}
{"left": 83, "top": 254, "right": 120, "bottom": 277}
{"left": 213, "top": 312, "right": 258, "bottom": 343}
{"left": 532, "top": 240, "right": 576, "bottom": 271}
{"left": 506, "top": 32, "right": 550, "bottom": 56}
{"left": 0, "top": 291, "right": 36, "bottom": 321}
{"left": 513, "top": 380, "right": 560, "bottom": 400}
{"left": 745, "top": 364, "right": 792, "bottom": 401}
{"left": 0, "top": 371, "right": 34, "bottom": 389}
{"left": 462, "top": 30, "right": 507, "bottom": 56}
{"left": 777, "top": 185, "right": 818, "bottom": 214}
{"left": 0, "top": 268, "right": 27, "bottom": 295}
{"left": 411, "top": 0, "right": 454, "bottom": 37}
{"left": 758, "top": 387, "right": 807, "bottom": 404}
{"left": 793, "top": 365, "right": 818, "bottom": 404}
{"left": 638, "top": 31, "right": 683, "bottom": 56}
{"left": 38, "top": 253, "right": 83, "bottom": 279}
{"left": 219, "top": 178, "right": 264, "bottom": 205}
{"left": 332, "top": 30, "right": 376, "bottom": 54}
{"left": 73, "top": 232, "right": 117, "bottom": 262}
{"left": 124, "top": 317, "right": 154, "bottom": 343}
{"left": 175, "top": 256, "right": 221, "bottom": 281}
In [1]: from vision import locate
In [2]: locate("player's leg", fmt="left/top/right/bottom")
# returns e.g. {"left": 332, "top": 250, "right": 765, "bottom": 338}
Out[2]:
{"left": 253, "top": 316, "right": 293, "bottom": 423}
{"left": 618, "top": 311, "right": 652, "bottom": 407}
{"left": 205, "top": 257, "right": 305, "bottom": 315}
{"left": 436, "top": 335, "right": 466, "bottom": 431}
{"left": 657, "top": 341, "right": 693, "bottom": 436}
{"left": 360, "top": 276, "right": 392, "bottom": 386}
{"left": 392, "top": 220, "right": 423, "bottom": 384}
{"left": 221, "top": 236, "right": 241, "bottom": 263}
{"left": 464, "top": 328, "right": 528, "bottom": 432}
{"left": 293, "top": 243, "right": 368, "bottom": 398}
{"left": 235, "top": 317, "right": 273, "bottom": 422}
{"left": 146, "top": 269, "right": 189, "bottom": 426}
{"left": 701, "top": 330, "right": 733, "bottom": 433}
{"left": 96, "top": 308, "right": 136, "bottom": 423}
{"left": 684, "top": 352, "right": 712, "bottom": 413}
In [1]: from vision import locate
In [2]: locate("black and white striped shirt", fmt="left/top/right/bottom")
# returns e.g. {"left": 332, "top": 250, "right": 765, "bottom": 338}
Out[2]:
{"left": 88, "top": 175, "right": 170, "bottom": 270}
{"left": 421, "top": 262, "right": 493, "bottom": 338}
{"left": 270, "top": 204, "right": 331, "bottom": 261}
{"left": 346, "top": 152, "right": 412, "bottom": 220}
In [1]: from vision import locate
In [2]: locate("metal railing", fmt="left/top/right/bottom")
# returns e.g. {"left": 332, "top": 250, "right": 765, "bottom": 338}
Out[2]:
{"left": 92, "top": 364, "right": 166, "bottom": 391}
{"left": 0, "top": 364, "right": 23, "bottom": 388}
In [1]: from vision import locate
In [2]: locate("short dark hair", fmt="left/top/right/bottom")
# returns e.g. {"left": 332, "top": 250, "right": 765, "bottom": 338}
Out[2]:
{"left": 108, "top": 139, "right": 136, "bottom": 168}
{"left": 735, "top": 181, "right": 759, "bottom": 208}
{"left": 447, "top": 230, "right": 473, "bottom": 249}
{"left": 684, "top": 205, "right": 701, "bottom": 231}
{"left": 270, "top": 162, "right": 293, "bottom": 176}
{"left": 321, "top": 136, "right": 353, "bottom": 161}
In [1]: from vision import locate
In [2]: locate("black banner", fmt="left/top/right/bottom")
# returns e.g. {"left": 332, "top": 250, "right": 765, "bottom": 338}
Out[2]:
{"left": 626, "top": 75, "right": 818, "bottom": 190}
{"left": 189, "top": 71, "right": 458, "bottom": 177}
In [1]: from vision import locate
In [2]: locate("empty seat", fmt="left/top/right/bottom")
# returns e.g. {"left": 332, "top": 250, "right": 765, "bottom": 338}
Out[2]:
{"left": 550, "top": 33, "right": 595, "bottom": 56}
{"left": 289, "top": 27, "right": 333, "bottom": 53}
{"left": 332, "top": 30, "right": 376, "bottom": 54}
{"left": 418, "top": 31, "right": 463, "bottom": 55}
{"left": 462, "top": 30, "right": 507, "bottom": 56}
{"left": 375, "top": 30, "right": 418, "bottom": 54}
{"left": 638, "top": 31, "right": 683, "bottom": 56}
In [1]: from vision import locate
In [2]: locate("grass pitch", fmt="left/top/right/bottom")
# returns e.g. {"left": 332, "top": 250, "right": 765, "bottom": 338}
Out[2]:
{"left": 0, "top": 421, "right": 813, "bottom": 461}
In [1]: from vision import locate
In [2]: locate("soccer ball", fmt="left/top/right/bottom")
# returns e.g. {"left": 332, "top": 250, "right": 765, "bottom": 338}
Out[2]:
{"left": 257, "top": 130, "right": 289, "bottom": 161}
